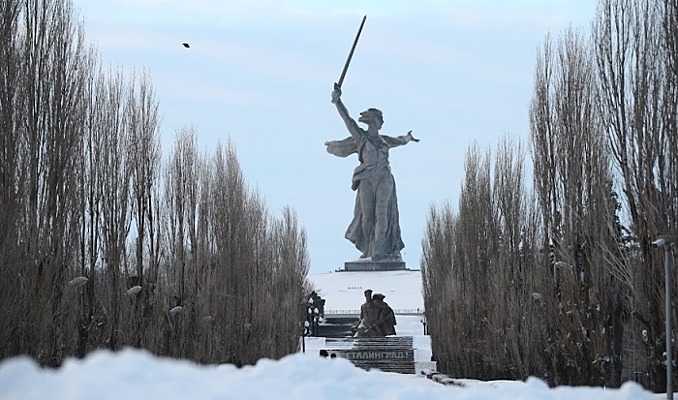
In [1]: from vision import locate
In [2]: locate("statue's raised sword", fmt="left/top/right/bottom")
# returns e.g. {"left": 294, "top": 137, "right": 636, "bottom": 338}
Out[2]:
{"left": 337, "top": 15, "right": 367, "bottom": 88}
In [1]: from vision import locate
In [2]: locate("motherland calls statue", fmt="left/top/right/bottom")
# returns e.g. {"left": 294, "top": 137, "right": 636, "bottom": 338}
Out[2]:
{"left": 325, "top": 84, "right": 419, "bottom": 261}
{"left": 324, "top": 15, "right": 419, "bottom": 263}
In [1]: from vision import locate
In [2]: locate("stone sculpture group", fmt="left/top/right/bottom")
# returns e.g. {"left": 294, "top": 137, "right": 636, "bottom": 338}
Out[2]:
{"left": 351, "top": 289, "right": 397, "bottom": 337}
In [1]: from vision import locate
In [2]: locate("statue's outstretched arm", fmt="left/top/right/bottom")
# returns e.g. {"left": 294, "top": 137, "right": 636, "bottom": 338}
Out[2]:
{"left": 386, "top": 130, "right": 420, "bottom": 148}
{"left": 404, "top": 130, "right": 420, "bottom": 143}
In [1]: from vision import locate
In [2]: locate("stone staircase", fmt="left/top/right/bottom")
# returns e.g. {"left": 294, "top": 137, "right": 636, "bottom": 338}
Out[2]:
{"left": 320, "top": 336, "right": 415, "bottom": 374}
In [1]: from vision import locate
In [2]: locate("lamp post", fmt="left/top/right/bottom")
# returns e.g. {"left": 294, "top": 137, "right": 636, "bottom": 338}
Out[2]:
{"left": 306, "top": 298, "right": 319, "bottom": 337}
{"left": 302, "top": 320, "right": 310, "bottom": 353}
{"left": 653, "top": 235, "right": 676, "bottom": 400}
{"left": 313, "top": 307, "right": 320, "bottom": 336}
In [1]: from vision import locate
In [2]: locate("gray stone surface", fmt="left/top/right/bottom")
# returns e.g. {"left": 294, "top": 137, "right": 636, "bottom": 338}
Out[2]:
{"left": 344, "top": 259, "right": 406, "bottom": 271}
{"left": 326, "top": 83, "right": 419, "bottom": 262}
{"left": 322, "top": 337, "right": 416, "bottom": 374}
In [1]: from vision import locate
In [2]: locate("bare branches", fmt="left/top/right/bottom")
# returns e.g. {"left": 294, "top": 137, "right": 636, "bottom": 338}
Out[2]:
{"left": 1, "top": 0, "right": 308, "bottom": 367}
{"left": 594, "top": 0, "right": 676, "bottom": 390}
{"left": 423, "top": 0, "right": 677, "bottom": 391}
{"left": 422, "top": 138, "right": 542, "bottom": 381}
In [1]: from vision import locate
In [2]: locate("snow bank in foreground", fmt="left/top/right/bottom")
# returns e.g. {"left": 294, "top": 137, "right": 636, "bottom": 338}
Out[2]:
{"left": 0, "top": 349, "right": 656, "bottom": 400}
{"left": 0, "top": 349, "right": 655, "bottom": 400}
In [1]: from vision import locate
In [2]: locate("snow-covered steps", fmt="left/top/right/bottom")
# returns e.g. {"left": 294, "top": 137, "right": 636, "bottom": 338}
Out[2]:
{"left": 320, "top": 336, "right": 415, "bottom": 374}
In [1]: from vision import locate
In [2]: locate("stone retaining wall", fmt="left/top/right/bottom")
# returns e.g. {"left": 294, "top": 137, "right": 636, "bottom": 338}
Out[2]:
{"left": 321, "top": 337, "right": 415, "bottom": 374}
{"left": 420, "top": 369, "right": 466, "bottom": 386}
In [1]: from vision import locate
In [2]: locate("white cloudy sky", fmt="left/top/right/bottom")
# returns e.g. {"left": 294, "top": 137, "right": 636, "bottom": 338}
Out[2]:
{"left": 73, "top": 0, "right": 597, "bottom": 274}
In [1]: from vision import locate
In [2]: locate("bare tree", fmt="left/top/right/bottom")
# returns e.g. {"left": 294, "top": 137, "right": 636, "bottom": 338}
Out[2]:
{"left": 159, "top": 137, "right": 309, "bottom": 364}
{"left": 421, "top": 202, "right": 457, "bottom": 371}
{"left": 162, "top": 127, "right": 201, "bottom": 356}
{"left": 75, "top": 60, "right": 105, "bottom": 358}
{"left": 264, "top": 206, "right": 309, "bottom": 358}
{"left": 0, "top": 0, "right": 26, "bottom": 359}
{"left": 423, "top": 144, "right": 497, "bottom": 378}
{"left": 0, "top": 0, "right": 90, "bottom": 366}
{"left": 124, "top": 70, "right": 162, "bottom": 348}
{"left": 422, "top": 138, "right": 542, "bottom": 381}
{"left": 593, "top": 0, "right": 676, "bottom": 390}
{"left": 98, "top": 69, "right": 134, "bottom": 351}
{"left": 530, "top": 27, "right": 625, "bottom": 386}
{"left": 1, "top": 0, "right": 310, "bottom": 368}
{"left": 488, "top": 137, "right": 544, "bottom": 380}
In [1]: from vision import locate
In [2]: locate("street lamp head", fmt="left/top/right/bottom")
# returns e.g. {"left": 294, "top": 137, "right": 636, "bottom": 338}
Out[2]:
{"left": 653, "top": 238, "right": 667, "bottom": 247}
{"left": 653, "top": 235, "right": 677, "bottom": 247}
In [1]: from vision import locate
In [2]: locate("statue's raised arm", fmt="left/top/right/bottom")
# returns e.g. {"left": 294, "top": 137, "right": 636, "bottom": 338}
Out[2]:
{"left": 331, "top": 83, "right": 360, "bottom": 139}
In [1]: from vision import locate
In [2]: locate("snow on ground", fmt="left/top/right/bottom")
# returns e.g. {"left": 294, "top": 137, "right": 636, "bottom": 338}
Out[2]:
{"left": 0, "top": 347, "right": 658, "bottom": 400}
{"left": 0, "top": 272, "right": 664, "bottom": 399}
{"left": 0, "top": 315, "right": 662, "bottom": 399}
{"left": 308, "top": 270, "right": 423, "bottom": 313}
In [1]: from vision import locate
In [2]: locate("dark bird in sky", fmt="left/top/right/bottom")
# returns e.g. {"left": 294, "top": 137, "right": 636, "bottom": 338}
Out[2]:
{"left": 182, "top": 42, "right": 190, "bottom": 48}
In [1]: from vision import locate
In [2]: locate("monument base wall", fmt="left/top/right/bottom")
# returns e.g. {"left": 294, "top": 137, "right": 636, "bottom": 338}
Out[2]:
{"left": 343, "top": 259, "right": 406, "bottom": 271}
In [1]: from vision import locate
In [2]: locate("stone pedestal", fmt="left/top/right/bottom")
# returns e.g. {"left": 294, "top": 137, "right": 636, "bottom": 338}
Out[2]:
{"left": 343, "top": 259, "right": 407, "bottom": 271}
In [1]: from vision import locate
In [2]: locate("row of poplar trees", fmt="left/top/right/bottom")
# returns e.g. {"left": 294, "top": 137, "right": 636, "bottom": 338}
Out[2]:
{"left": 422, "top": 0, "right": 678, "bottom": 392}
{"left": 0, "top": 0, "right": 310, "bottom": 367}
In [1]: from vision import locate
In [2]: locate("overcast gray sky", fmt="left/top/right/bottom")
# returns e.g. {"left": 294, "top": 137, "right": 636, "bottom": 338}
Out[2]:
{"left": 73, "top": 0, "right": 597, "bottom": 274}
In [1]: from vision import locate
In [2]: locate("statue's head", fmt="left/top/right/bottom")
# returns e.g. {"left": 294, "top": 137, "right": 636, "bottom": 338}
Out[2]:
{"left": 359, "top": 108, "right": 383, "bottom": 128}
{"left": 364, "top": 289, "right": 373, "bottom": 298}
{"left": 373, "top": 293, "right": 385, "bottom": 301}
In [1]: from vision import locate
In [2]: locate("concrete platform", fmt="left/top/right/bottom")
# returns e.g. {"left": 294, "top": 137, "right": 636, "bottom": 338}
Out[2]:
{"left": 343, "top": 259, "right": 407, "bottom": 271}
